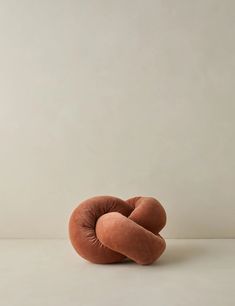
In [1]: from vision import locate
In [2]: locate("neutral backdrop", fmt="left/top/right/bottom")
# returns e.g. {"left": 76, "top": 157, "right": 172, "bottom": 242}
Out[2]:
{"left": 0, "top": 0, "right": 234, "bottom": 239}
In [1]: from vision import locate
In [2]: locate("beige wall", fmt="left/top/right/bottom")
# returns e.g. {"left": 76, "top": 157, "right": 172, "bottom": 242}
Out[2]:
{"left": 0, "top": 0, "right": 234, "bottom": 238}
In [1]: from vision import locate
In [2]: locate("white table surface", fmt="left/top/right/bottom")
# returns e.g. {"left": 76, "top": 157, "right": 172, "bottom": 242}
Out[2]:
{"left": 0, "top": 239, "right": 234, "bottom": 306}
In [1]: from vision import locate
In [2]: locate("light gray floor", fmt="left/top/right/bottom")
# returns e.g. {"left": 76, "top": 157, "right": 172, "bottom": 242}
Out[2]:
{"left": 0, "top": 239, "right": 234, "bottom": 306}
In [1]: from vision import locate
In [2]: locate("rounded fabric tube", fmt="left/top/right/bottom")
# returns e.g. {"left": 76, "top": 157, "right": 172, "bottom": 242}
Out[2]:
{"left": 127, "top": 197, "right": 167, "bottom": 235}
{"left": 96, "top": 212, "right": 166, "bottom": 265}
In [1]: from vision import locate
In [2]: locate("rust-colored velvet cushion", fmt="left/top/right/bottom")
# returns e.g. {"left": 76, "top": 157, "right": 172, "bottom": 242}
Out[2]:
{"left": 69, "top": 196, "right": 166, "bottom": 265}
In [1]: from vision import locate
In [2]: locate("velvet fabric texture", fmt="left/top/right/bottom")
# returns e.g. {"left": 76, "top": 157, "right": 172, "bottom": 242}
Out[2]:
{"left": 69, "top": 196, "right": 166, "bottom": 265}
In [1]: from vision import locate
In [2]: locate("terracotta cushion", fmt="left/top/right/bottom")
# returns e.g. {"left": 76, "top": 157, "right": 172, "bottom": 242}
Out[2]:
{"left": 69, "top": 196, "right": 166, "bottom": 265}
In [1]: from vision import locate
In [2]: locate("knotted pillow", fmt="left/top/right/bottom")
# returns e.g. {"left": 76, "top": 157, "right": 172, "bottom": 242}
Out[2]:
{"left": 69, "top": 196, "right": 166, "bottom": 265}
